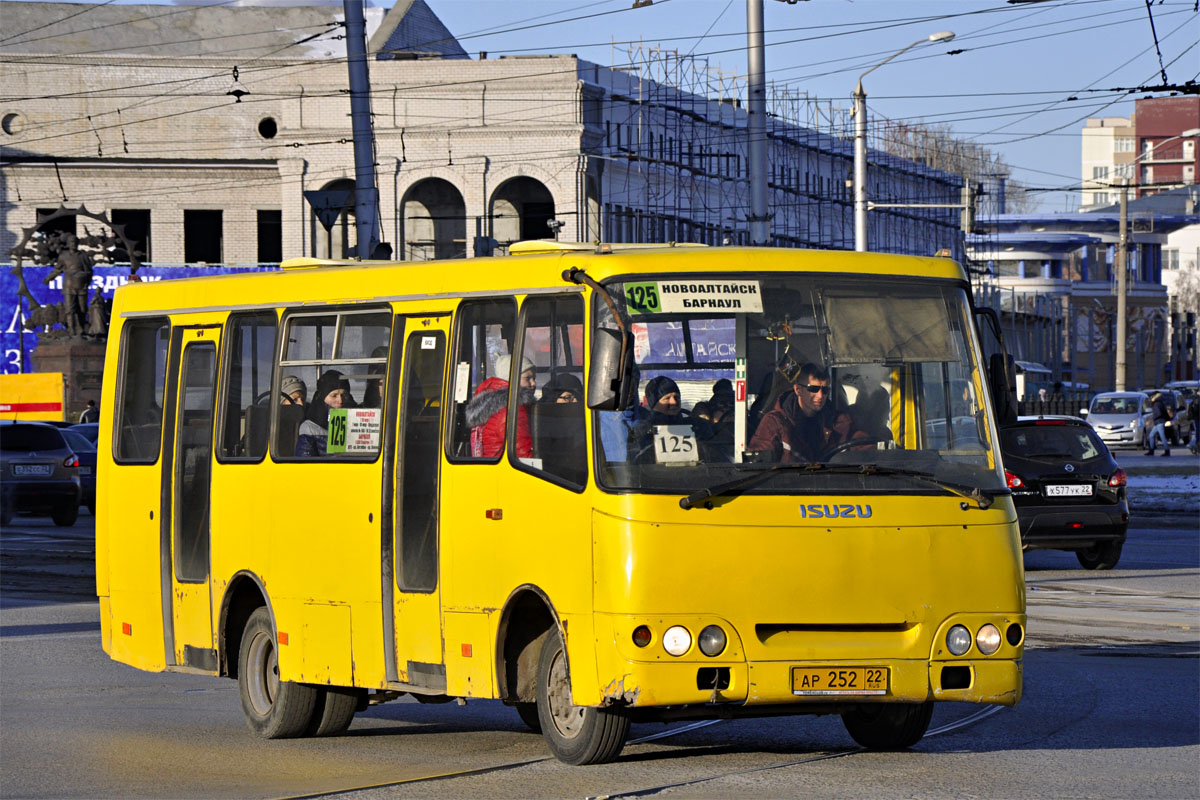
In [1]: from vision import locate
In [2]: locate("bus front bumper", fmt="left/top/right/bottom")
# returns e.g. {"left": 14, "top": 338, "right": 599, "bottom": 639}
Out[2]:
{"left": 597, "top": 657, "right": 1022, "bottom": 710}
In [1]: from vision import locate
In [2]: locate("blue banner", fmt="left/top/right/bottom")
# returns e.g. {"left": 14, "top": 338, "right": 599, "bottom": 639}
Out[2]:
{"left": 2, "top": 264, "right": 279, "bottom": 374}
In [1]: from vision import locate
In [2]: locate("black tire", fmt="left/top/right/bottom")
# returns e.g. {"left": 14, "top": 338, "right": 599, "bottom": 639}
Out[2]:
{"left": 1, "top": 504, "right": 12, "bottom": 526}
{"left": 306, "top": 687, "right": 360, "bottom": 737}
{"left": 51, "top": 503, "right": 78, "bottom": 527}
{"left": 841, "top": 702, "right": 933, "bottom": 750}
{"left": 1076, "top": 540, "right": 1123, "bottom": 570}
{"left": 536, "top": 628, "right": 629, "bottom": 765}
{"left": 515, "top": 702, "right": 542, "bottom": 733}
{"left": 238, "top": 607, "right": 318, "bottom": 738}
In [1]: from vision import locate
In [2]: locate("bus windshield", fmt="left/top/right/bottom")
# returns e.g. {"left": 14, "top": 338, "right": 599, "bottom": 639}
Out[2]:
{"left": 595, "top": 273, "right": 1005, "bottom": 496}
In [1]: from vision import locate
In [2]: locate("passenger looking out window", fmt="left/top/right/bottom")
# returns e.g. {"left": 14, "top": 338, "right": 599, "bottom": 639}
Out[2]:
{"left": 466, "top": 355, "right": 534, "bottom": 458}
{"left": 296, "top": 370, "right": 356, "bottom": 457}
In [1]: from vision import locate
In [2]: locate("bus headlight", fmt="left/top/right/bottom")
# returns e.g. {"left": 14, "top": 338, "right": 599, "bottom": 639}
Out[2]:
{"left": 662, "top": 625, "right": 692, "bottom": 656}
{"left": 976, "top": 624, "right": 1001, "bottom": 655}
{"left": 946, "top": 625, "right": 972, "bottom": 656}
{"left": 697, "top": 625, "right": 726, "bottom": 657}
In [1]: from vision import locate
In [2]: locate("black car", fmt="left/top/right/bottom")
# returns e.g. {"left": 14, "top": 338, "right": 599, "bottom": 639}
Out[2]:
{"left": 0, "top": 422, "right": 82, "bottom": 526}
{"left": 1000, "top": 416, "right": 1128, "bottom": 570}
{"left": 60, "top": 428, "right": 97, "bottom": 516}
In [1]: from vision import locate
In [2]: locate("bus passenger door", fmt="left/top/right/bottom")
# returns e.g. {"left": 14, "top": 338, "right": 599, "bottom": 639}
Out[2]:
{"left": 391, "top": 320, "right": 449, "bottom": 689}
{"left": 163, "top": 327, "right": 219, "bottom": 671}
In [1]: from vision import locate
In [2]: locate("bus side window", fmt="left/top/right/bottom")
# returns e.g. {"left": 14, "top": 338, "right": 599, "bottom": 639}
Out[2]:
{"left": 518, "top": 295, "right": 586, "bottom": 488}
{"left": 447, "top": 298, "right": 517, "bottom": 461}
{"left": 218, "top": 311, "right": 277, "bottom": 461}
{"left": 275, "top": 310, "right": 391, "bottom": 458}
{"left": 115, "top": 317, "right": 170, "bottom": 463}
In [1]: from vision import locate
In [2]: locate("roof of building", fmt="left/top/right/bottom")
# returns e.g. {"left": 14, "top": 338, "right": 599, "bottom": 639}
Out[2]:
{"left": 0, "top": 0, "right": 464, "bottom": 59}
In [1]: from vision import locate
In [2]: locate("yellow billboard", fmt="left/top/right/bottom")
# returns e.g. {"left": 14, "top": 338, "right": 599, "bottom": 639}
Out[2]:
{"left": 0, "top": 372, "right": 65, "bottom": 420}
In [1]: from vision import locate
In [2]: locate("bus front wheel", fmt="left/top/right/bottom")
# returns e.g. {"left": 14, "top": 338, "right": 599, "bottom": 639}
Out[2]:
{"left": 536, "top": 628, "right": 629, "bottom": 765}
{"left": 841, "top": 701, "right": 933, "bottom": 750}
{"left": 238, "top": 607, "right": 318, "bottom": 738}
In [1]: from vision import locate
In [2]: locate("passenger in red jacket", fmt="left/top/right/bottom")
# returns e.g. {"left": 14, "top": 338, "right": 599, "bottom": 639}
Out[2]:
{"left": 466, "top": 354, "right": 535, "bottom": 458}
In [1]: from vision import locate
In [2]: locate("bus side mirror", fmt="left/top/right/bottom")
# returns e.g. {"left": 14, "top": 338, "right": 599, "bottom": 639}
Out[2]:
{"left": 588, "top": 328, "right": 634, "bottom": 410}
{"left": 989, "top": 352, "right": 1018, "bottom": 425}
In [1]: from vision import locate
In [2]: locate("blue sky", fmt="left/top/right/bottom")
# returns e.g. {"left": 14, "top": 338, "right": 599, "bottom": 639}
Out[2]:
{"left": 427, "top": 0, "right": 1199, "bottom": 213}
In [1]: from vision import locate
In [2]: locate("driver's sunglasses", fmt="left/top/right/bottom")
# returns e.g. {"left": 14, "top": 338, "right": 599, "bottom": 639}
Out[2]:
{"left": 800, "top": 384, "right": 829, "bottom": 394}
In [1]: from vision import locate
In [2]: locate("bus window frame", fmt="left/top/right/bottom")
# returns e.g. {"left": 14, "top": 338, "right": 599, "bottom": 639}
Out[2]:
{"left": 509, "top": 293, "right": 588, "bottom": 493}
{"left": 113, "top": 315, "right": 171, "bottom": 466}
{"left": 272, "top": 304, "right": 392, "bottom": 464}
{"left": 444, "top": 296, "right": 519, "bottom": 466}
{"left": 215, "top": 309, "right": 279, "bottom": 465}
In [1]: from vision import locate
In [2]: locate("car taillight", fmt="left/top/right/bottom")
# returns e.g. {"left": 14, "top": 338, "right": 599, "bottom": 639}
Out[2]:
{"left": 1108, "top": 468, "right": 1127, "bottom": 488}
{"left": 1005, "top": 470, "right": 1024, "bottom": 489}
{"left": 63, "top": 454, "right": 79, "bottom": 468}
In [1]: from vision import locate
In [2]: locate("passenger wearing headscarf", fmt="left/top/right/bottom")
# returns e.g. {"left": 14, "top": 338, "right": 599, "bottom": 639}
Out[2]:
{"left": 296, "top": 369, "right": 355, "bottom": 456}
{"left": 540, "top": 372, "right": 584, "bottom": 405}
{"left": 465, "top": 354, "right": 535, "bottom": 458}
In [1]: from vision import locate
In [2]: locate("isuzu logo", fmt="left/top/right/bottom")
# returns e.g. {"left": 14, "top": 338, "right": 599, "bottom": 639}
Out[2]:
{"left": 798, "top": 504, "right": 873, "bottom": 519}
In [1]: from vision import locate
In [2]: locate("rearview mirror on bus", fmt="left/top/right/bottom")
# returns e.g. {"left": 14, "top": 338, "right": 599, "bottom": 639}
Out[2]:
{"left": 588, "top": 328, "right": 632, "bottom": 411}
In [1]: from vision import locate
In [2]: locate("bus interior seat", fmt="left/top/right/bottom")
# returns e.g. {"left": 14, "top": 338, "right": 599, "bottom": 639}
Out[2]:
{"left": 246, "top": 403, "right": 305, "bottom": 458}
{"left": 530, "top": 401, "right": 586, "bottom": 485}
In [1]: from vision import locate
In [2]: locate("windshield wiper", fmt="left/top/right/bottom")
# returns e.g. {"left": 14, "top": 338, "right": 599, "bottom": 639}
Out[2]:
{"left": 680, "top": 462, "right": 996, "bottom": 510}
{"left": 680, "top": 463, "right": 821, "bottom": 510}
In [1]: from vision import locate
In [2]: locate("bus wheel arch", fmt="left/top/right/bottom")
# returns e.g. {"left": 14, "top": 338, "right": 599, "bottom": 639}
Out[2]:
{"left": 495, "top": 586, "right": 557, "bottom": 705}
{"left": 218, "top": 571, "right": 270, "bottom": 680}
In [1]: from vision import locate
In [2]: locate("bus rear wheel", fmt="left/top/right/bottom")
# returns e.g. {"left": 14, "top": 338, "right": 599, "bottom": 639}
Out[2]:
{"left": 306, "top": 687, "right": 360, "bottom": 736}
{"left": 536, "top": 628, "right": 629, "bottom": 765}
{"left": 238, "top": 607, "right": 317, "bottom": 738}
{"left": 841, "top": 701, "right": 933, "bottom": 750}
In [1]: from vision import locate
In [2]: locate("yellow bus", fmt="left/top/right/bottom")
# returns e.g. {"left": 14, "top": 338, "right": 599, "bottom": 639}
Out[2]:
{"left": 96, "top": 243, "right": 1024, "bottom": 765}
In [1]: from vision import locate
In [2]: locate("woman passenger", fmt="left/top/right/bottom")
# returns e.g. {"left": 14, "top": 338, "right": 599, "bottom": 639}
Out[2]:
{"left": 296, "top": 370, "right": 356, "bottom": 457}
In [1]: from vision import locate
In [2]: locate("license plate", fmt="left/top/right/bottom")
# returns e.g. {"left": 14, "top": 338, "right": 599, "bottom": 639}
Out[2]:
{"left": 79, "top": 467, "right": 92, "bottom": 475}
{"left": 792, "top": 666, "right": 889, "bottom": 696}
{"left": 13, "top": 464, "right": 52, "bottom": 477}
{"left": 1045, "top": 484, "right": 1092, "bottom": 497}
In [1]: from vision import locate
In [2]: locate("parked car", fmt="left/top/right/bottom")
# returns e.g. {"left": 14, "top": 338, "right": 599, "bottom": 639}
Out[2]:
{"left": 68, "top": 422, "right": 100, "bottom": 445}
{"left": 1138, "top": 388, "right": 1190, "bottom": 446}
{"left": 60, "top": 428, "right": 96, "bottom": 516}
{"left": 1000, "top": 415, "right": 1128, "bottom": 570}
{"left": 0, "top": 422, "right": 82, "bottom": 526}
{"left": 1081, "top": 391, "right": 1149, "bottom": 450}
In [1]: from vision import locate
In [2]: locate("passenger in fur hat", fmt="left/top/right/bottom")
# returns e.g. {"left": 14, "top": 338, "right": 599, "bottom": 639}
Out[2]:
{"left": 280, "top": 375, "right": 307, "bottom": 406}
{"left": 465, "top": 354, "right": 535, "bottom": 458}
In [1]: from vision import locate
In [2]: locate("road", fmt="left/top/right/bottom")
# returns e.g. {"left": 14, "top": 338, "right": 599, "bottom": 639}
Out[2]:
{"left": 2, "top": 496, "right": 1197, "bottom": 799}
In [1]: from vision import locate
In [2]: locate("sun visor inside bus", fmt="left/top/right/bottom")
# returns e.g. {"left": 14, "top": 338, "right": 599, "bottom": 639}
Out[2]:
{"left": 823, "top": 295, "right": 956, "bottom": 364}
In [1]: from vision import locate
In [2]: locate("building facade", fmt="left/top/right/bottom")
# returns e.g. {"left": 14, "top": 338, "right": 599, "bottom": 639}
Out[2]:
{"left": 2, "top": 0, "right": 966, "bottom": 277}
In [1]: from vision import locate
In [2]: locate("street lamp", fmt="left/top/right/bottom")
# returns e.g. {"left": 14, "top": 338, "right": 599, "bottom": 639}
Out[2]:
{"left": 1110, "top": 126, "right": 1200, "bottom": 390}
{"left": 853, "top": 31, "right": 955, "bottom": 252}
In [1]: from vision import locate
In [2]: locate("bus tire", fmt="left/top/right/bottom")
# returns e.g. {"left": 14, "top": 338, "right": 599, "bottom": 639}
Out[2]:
{"left": 536, "top": 628, "right": 629, "bottom": 765}
{"left": 1076, "top": 541, "right": 1122, "bottom": 570}
{"left": 51, "top": 503, "right": 78, "bottom": 527}
{"left": 238, "top": 607, "right": 317, "bottom": 739}
{"left": 514, "top": 702, "right": 541, "bottom": 733}
{"left": 841, "top": 701, "right": 933, "bottom": 750}
{"left": 306, "top": 687, "right": 359, "bottom": 737}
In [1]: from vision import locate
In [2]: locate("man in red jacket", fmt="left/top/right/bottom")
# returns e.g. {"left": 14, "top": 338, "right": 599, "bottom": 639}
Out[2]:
{"left": 466, "top": 354, "right": 535, "bottom": 458}
{"left": 748, "top": 362, "right": 838, "bottom": 463}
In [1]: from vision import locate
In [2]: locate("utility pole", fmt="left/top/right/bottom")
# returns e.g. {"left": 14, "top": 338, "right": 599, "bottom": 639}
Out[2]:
{"left": 344, "top": 0, "right": 380, "bottom": 259}
{"left": 1115, "top": 177, "right": 1129, "bottom": 391}
{"left": 746, "top": 0, "right": 769, "bottom": 245}
{"left": 852, "top": 84, "right": 867, "bottom": 251}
